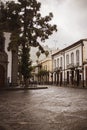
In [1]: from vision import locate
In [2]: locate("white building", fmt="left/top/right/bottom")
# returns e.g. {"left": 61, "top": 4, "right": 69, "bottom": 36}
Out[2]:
{"left": 52, "top": 39, "right": 87, "bottom": 87}
{"left": 4, "top": 33, "right": 12, "bottom": 83}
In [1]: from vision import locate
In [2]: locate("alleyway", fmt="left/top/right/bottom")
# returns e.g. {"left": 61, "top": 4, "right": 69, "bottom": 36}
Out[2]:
{"left": 0, "top": 86, "right": 87, "bottom": 130}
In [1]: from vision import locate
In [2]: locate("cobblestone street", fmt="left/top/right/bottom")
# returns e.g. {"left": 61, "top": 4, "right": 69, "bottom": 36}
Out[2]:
{"left": 0, "top": 86, "right": 87, "bottom": 130}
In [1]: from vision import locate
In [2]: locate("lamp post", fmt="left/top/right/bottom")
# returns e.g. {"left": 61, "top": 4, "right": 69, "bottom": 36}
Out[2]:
{"left": 64, "top": 52, "right": 65, "bottom": 86}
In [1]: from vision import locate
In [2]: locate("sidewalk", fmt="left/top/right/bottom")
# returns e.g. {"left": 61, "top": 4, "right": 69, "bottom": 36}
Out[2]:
{"left": 0, "top": 84, "right": 48, "bottom": 91}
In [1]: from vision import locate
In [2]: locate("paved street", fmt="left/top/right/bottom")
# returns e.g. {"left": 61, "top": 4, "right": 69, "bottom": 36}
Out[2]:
{"left": 0, "top": 86, "right": 87, "bottom": 130}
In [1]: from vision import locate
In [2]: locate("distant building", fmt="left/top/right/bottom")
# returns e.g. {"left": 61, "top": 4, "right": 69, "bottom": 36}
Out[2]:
{"left": 4, "top": 33, "right": 12, "bottom": 83}
{"left": 38, "top": 57, "right": 52, "bottom": 84}
{"left": 30, "top": 45, "right": 56, "bottom": 65}
{"left": 32, "top": 47, "right": 59, "bottom": 84}
{"left": 4, "top": 32, "right": 18, "bottom": 86}
{"left": 52, "top": 39, "right": 87, "bottom": 87}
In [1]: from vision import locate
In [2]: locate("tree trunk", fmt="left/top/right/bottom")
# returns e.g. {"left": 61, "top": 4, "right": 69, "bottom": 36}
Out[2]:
{"left": 24, "top": 78, "right": 29, "bottom": 88}
{"left": 11, "top": 49, "right": 18, "bottom": 87}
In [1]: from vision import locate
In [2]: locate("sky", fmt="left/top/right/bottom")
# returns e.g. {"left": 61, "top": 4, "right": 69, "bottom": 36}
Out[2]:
{"left": 39, "top": 0, "right": 87, "bottom": 49}
{"left": 5, "top": 0, "right": 87, "bottom": 49}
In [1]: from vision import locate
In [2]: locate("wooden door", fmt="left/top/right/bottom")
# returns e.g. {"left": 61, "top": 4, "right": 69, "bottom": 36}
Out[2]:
{"left": 67, "top": 71, "right": 69, "bottom": 84}
{"left": 0, "top": 65, "right": 5, "bottom": 87}
{"left": 60, "top": 72, "right": 62, "bottom": 86}
{"left": 85, "top": 66, "right": 87, "bottom": 86}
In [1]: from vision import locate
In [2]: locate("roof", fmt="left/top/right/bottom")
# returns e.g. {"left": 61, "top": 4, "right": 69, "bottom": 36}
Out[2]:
{"left": 52, "top": 39, "right": 87, "bottom": 56}
{"left": 39, "top": 57, "right": 52, "bottom": 64}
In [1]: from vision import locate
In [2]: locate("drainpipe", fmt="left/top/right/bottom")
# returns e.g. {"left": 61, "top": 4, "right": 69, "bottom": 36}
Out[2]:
{"left": 62, "top": 52, "right": 65, "bottom": 86}
{"left": 51, "top": 56, "right": 54, "bottom": 85}
{"left": 82, "top": 42, "right": 84, "bottom": 87}
{"left": 64, "top": 52, "right": 65, "bottom": 86}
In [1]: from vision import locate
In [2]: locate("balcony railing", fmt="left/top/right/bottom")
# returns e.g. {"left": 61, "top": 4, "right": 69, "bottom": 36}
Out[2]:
{"left": 76, "top": 62, "right": 79, "bottom": 67}
{"left": 67, "top": 63, "right": 74, "bottom": 69}
{"left": 53, "top": 66, "right": 62, "bottom": 72}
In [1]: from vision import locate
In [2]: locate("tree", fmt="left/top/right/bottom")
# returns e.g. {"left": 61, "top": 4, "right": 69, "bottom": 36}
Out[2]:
{"left": 37, "top": 69, "right": 49, "bottom": 84}
{"left": 38, "top": 69, "right": 49, "bottom": 76}
{"left": 21, "top": 46, "right": 33, "bottom": 87}
{"left": 45, "top": 50, "right": 49, "bottom": 57}
{"left": 0, "top": 31, "right": 5, "bottom": 51}
{"left": 0, "top": 0, "right": 57, "bottom": 87}
{"left": 36, "top": 51, "right": 41, "bottom": 59}
{"left": 36, "top": 50, "right": 41, "bottom": 64}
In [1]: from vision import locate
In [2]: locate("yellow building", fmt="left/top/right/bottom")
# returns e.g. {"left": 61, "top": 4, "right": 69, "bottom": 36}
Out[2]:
{"left": 40, "top": 58, "right": 52, "bottom": 72}
{"left": 38, "top": 57, "right": 52, "bottom": 84}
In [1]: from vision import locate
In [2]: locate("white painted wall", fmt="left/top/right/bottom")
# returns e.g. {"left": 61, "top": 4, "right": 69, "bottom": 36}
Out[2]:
{"left": 4, "top": 32, "right": 12, "bottom": 83}
{"left": 83, "top": 41, "right": 87, "bottom": 62}
{"left": 52, "top": 43, "right": 83, "bottom": 82}
{"left": 65, "top": 44, "right": 82, "bottom": 68}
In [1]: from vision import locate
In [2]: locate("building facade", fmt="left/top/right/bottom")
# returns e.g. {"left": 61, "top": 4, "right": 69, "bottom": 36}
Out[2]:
{"left": 52, "top": 39, "right": 87, "bottom": 87}
{"left": 0, "top": 33, "right": 8, "bottom": 88}
{"left": 4, "top": 33, "right": 18, "bottom": 86}
{"left": 39, "top": 57, "right": 52, "bottom": 84}
{"left": 33, "top": 57, "right": 53, "bottom": 84}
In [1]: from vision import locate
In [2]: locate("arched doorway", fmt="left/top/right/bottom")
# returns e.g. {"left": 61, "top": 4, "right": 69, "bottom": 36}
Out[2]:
{"left": 0, "top": 65, "right": 5, "bottom": 88}
{"left": 60, "top": 72, "right": 62, "bottom": 86}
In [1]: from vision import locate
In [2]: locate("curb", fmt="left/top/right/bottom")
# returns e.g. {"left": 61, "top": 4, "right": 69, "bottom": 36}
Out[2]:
{"left": 0, "top": 87, "right": 48, "bottom": 91}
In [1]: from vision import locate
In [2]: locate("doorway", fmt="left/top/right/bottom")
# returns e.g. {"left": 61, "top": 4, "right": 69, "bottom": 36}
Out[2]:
{"left": 0, "top": 65, "right": 5, "bottom": 87}
{"left": 60, "top": 72, "right": 62, "bottom": 86}
{"left": 67, "top": 71, "right": 69, "bottom": 84}
{"left": 85, "top": 66, "right": 87, "bottom": 86}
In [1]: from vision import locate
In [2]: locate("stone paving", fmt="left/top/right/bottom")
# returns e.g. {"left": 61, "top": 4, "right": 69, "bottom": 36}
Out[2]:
{"left": 0, "top": 86, "right": 87, "bottom": 130}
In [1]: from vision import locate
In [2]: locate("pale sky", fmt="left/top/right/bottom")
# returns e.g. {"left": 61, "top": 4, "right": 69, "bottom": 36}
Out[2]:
{"left": 7, "top": 0, "right": 87, "bottom": 49}
{"left": 39, "top": 0, "right": 87, "bottom": 49}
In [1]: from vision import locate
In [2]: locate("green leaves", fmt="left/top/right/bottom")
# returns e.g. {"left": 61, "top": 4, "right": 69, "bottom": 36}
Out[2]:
{"left": 45, "top": 50, "right": 49, "bottom": 57}
{"left": 0, "top": 0, "right": 57, "bottom": 49}
{"left": 0, "top": 31, "right": 5, "bottom": 51}
{"left": 21, "top": 46, "right": 32, "bottom": 79}
{"left": 0, "top": 0, "right": 57, "bottom": 86}
{"left": 38, "top": 69, "right": 49, "bottom": 76}
{"left": 36, "top": 51, "right": 41, "bottom": 58}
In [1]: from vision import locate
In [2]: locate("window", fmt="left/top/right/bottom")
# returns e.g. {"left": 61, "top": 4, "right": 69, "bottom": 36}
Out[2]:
{"left": 60, "top": 57, "right": 62, "bottom": 67}
{"left": 45, "top": 65, "right": 47, "bottom": 70}
{"left": 66, "top": 54, "right": 69, "bottom": 65}
{"left": 57, "top": 58, "right": 59, "bottom": 67}
{"left": 44, "top": 65, "right": 47, "bottom": 70}
{"left": 54, "top": 59, "right": 56, "bottom": 68}
{"left": 0, "top": 35, "right": 5, "bottom": 52}
{"left": 76, "top": 50, "right": 79, "bottom": 65}
{"left": 0, "top": 41, "right": 4, "bottom": 52}
{"left": 71, "top": 52, "right": 74, "bottom": 64}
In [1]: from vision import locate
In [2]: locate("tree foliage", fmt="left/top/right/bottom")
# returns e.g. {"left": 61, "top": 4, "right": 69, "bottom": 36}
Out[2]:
{"left": 0, "top": 0, "right": 57, "bottom": 48}
{"left": 36, "top": 51, "right": 41, "bottom": 58}
{"left": 45, "top": 50, "right": 49, "bottom": 57}
{"left": 0, "top": 31, "right": 5, "bottom": 51}
{"left": 38, "top": 69, "right": 49, "bottom": 77}
{"left": 0, "top": 0, "right": 57, "bottom": 86}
